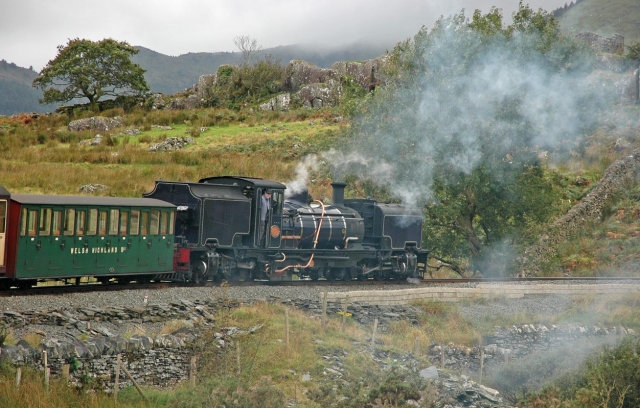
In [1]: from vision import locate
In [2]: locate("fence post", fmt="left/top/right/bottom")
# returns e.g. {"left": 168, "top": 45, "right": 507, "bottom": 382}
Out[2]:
{"left": 441, "top": 345, "right": 445, "bottom": 367}
{"left": 414, "top": 337, "right": 420, "bottom": 356}
{"left": 371, "top": 318, "right": 378, "bottom": 347}
{"left": 236, "top": 342, "right": 241, "bottom": 376}
{"left": 15, "top": 368, "right": 21, "bottom": 388}
{"left": 120, "top": 365, "right": 148, "bottom": 402}
{"left": 285, "top": 309, "right": 290, "bottom": 348}
{"left": 62, "top": 364, "right": 70, "bottom": 384}
{"left": 114, "top": 354, "right": 121, "bottom": 402}
{"left": 190, "top": 356, "right": 197, "bottom": 389}
{"left": 479, "top": 348, "right": 485, "bottom": 383}
{"left": 636, "top": 65, "right": 639, "bottom": 104}
{"left": 342, "top": 295, "right": 349, "bottom": 326}
{"left": 43, "top": 350, "right": 49, "bottom": 391}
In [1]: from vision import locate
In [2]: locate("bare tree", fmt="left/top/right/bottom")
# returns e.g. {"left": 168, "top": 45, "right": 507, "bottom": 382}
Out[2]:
{"left": 233, "top": 35, "right": 262, "bottom": 67}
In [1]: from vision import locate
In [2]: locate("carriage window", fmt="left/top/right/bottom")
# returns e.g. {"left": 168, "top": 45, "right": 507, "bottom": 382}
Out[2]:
{"left": 64, "top": 209, "right": 76, "bottom": 236}
{"left": 141, "top": 211, "right": 149, "bottom": 235}
{"left": 0, "top": 200, "right": 6, "bottom": 233}
{"left": 99, "top": 211, "right": 108, "bottom": 235}
{"left": 20, "top": 208, "right": 27, "bottom": 236}
{"left": 39, "top": 208, "right": 52, "bottom": 236}
{"left": 160, "top": 211, "right": 168, "bottom": 234}
{"left": 76, "top": 210, "right": 86, "bottom": 235}
{"left": 87, "top": 209, "right": 98, "bottom": 235}
{"left": 120, "top": 212, "right": 129, "bottom": 235}
{"left": 109, "top": 209, "right": 119, "bottom": 235}
{"left": 169, "top": 211, "right": 175, "bottom": 235}
{"left": 130, "top": 210, "right": 140, "bottom": 235}
{"left": 52, "top": 210, "right": 62, "bottom": 236}
{"left": 28, "top": 210, "right": 38, "bottom": 236}
{"left": 151, "top": 210, "right": 160, "bottom": 235}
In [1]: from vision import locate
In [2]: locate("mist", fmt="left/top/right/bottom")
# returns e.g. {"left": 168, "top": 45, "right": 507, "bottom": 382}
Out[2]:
{"left": 319, "top": 10, "right": 615, "bottom": 207}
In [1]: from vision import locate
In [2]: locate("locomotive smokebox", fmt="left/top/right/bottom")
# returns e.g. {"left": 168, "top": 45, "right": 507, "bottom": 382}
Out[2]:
{"left": 331, "top": 182, "right": 347, "bottom": 207}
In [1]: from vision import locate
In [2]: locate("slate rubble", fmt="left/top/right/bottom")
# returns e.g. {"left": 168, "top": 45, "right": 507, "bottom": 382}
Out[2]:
{"left": 0, "top": 284, "right": 635, "bottom": 407}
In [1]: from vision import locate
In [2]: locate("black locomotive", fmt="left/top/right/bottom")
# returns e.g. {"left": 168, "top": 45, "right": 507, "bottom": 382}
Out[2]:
{"left": 145, "top": 176, "right": 428, "bottom": 282}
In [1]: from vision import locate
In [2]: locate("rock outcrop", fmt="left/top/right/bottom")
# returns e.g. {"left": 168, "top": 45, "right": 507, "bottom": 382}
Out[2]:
{"left": 576, "top": 32, "right": 625, "bottom": 55}
{"left": 68, "top": 116, "right": 124, "bottom": 132}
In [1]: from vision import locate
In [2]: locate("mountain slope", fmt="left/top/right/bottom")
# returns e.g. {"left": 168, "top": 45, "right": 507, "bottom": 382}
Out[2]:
{"left": 557, "top": 0, "right": 640, "bottom": 45}
{"left": 1, "top": 41, "right": 393, "bottom": 115}
{"left": 133, "top": 41, "right": 393, "bottom": 95}
{"left": 0, "top": 60, "right": 57, "bottom": 115}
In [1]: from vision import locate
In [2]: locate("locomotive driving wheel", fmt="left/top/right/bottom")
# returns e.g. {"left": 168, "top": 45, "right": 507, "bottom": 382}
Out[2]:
{"left": 191, "top": 259, "right": 208, "bottom": 284}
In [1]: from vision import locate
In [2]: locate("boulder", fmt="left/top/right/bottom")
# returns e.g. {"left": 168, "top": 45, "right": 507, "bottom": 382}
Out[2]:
{"left": 68, "top": 116, "right": 124, "bottom": 132}
{"left": 330, "top": 55, "right": 390, "bottom": 91}
{"left": 260, "top": 93, "right": 291, "bottom": 111}
{"left": 283, "top": 60, "right": 336, "bottom": 92}
{"left": 293, "top": 81, "right": 342, "bottom": 109}
{"left": 167, "top": 95, "right": 200, "bottom": 110}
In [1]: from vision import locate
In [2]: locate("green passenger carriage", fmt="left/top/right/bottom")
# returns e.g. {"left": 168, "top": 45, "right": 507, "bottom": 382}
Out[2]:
{"left": 1, "top": 191, "right": 176, "bottom": 289}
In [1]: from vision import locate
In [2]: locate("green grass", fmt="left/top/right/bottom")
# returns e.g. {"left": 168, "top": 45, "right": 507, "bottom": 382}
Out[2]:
{"left": 0, "top": 107, "right": 345, "bottom": 199}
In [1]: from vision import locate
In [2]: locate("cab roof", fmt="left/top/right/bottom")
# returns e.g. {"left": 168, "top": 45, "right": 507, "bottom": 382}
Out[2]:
{"left": 198, "top": 176, "right": 286, "bottom": 190}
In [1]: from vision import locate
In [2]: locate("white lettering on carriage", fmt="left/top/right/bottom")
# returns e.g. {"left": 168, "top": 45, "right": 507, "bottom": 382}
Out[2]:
{"left": 70, "top": 246, "right": 122, "bottom": 254}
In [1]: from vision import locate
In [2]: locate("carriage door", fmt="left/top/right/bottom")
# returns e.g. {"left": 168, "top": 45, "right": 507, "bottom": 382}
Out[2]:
{"left": 0, "top": 199, "right": 6, "bottom": 271}
{"left": 137, "top": 210, "right": 151, "bottom": 270}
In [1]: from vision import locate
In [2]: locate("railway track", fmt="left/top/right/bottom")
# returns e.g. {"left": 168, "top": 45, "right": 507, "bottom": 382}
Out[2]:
{"left": 3, "top": 276, "right": 640, "bottom": 297}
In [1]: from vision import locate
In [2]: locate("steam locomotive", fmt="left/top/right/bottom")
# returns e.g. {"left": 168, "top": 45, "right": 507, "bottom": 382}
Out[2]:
{"left": 0, "top": 176, "right": 428, "bottom": 288}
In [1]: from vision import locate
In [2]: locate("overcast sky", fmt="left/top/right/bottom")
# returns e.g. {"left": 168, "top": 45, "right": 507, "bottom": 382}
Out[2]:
{"left": 1, "top": 0, "right": 564, "bottom": 71}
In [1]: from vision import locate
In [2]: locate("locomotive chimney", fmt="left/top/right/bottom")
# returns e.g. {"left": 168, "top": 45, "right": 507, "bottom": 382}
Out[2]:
{"left": 331, "top": 182, "right": 346, "bottom": 206}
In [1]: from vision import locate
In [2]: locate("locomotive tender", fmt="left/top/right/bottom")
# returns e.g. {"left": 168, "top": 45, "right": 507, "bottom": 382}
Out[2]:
{"left": 0, "top": 176, "right": 428, "bottom": 288}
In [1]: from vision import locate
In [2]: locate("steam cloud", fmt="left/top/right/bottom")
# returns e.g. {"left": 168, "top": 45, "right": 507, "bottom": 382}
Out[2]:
{"left": 297, "top": 11, "right": 615, "bottom": 207}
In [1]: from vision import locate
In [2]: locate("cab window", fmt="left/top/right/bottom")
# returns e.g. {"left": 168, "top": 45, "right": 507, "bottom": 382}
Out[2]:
{"left": 169, "top": 211, "right": 175, "bottom": 234}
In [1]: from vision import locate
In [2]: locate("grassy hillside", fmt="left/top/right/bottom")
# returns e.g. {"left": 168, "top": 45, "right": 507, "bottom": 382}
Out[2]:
{"left": 557, "top": 0, "right": 640, "bottom": 45}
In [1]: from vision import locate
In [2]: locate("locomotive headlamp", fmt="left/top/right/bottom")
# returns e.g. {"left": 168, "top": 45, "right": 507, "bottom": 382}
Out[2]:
{"left": 270, "top": 225, "right": 281, "bottom": 238}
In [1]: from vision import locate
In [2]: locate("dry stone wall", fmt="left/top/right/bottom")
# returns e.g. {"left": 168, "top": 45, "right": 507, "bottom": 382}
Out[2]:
{"left": 518, "top": 149, "right": 640, "bottom": 276}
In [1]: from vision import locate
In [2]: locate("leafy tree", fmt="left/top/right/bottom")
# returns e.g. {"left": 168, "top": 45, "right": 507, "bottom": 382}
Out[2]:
{"left": 335, "top": 3, "right": 610, "bottom": 275}
{"left": 32, "top": 38, "right": 149, "bottom": 111}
